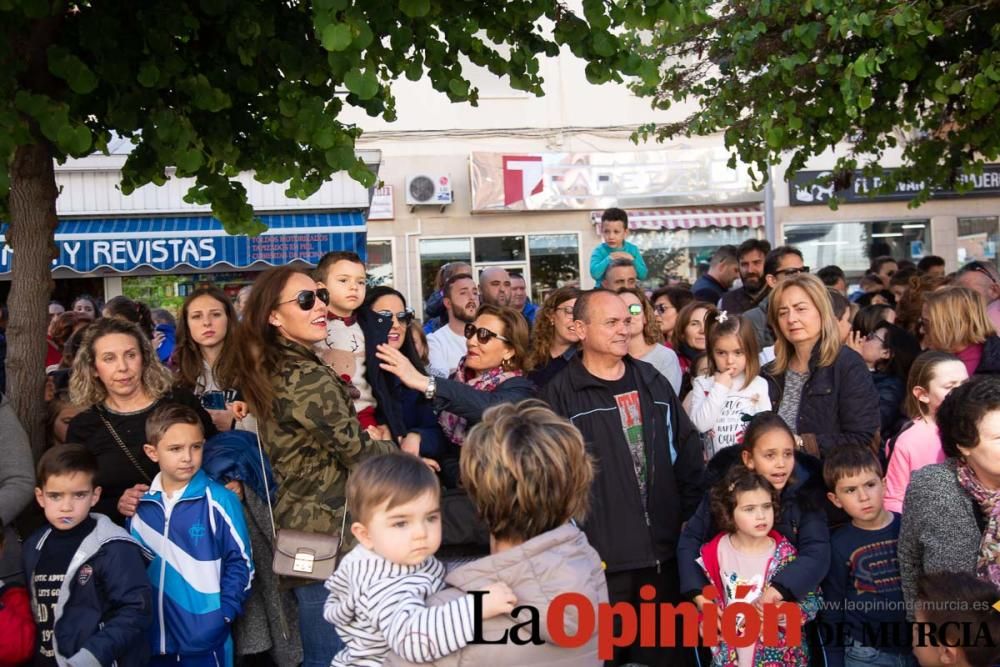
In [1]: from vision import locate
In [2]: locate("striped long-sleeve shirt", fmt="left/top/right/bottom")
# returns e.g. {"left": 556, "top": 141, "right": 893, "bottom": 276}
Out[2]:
{"left": 324, "top": 545, "right": 477, "bottom": 666}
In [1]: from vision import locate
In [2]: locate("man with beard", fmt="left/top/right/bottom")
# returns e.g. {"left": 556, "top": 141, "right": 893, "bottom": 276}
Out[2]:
{"left": 719, "top": 239, "right": 771, "bottom": 314}
{"left": 479, "top": 266, "right": 511, "bottom": 306}
{"left": 427, "top": 273, "right": 479, "bottom": 378}
{"left": 542, "top": 289, "right": 703, "bottom": 667}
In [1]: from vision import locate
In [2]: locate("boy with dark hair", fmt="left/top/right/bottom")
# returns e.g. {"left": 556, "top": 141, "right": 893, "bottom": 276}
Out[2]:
{"left": 590, "top": 207, "right": 648, "bottom": 286}
{"left": 323, "top": 453, "right": 515, "bottom": 666}
{"left": 129, "top": 403, "right": 253, "bottom": 666}
{"left": 24, "top": 443, "right": 152, "bottom": 666}
{"left": 817, "top": 265, "right": 848, "bottom": 295}
{"left": 822, "top": 446, "right": 911, "bottom": 667}
{"left": 313, "top": 250, "right": 385, "bottom": 431}
{"left": 916, "top": 255, "right": 946, "bottom": 279}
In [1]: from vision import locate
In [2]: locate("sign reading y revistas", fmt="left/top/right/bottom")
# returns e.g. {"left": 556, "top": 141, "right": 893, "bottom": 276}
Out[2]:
{"left": 0, "top": 212, "right": 367, "bottom": 275}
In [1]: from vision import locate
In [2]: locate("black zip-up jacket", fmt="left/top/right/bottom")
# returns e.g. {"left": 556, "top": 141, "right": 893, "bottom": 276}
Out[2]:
{"left": 541, "top": 354, "right": 704, "bottom": 573}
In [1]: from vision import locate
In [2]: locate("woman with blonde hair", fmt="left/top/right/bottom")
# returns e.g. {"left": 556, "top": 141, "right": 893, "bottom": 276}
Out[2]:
{"left": 921, "top": 286, "right": 1000, "bottom": 376}
{"left": 617, "top": 287, "right": 682, "bottom": 393}
{"left": 386, "top": 400, "right": 607, "bottom": 666}
{"left": 527, "top": 286, "right": 580, "bottom": 388}
{"left": 766, "top": 273, "right": 880, "bottom": 458}
{"left": 66, "top": 317, "right": 216, "bottom": 523}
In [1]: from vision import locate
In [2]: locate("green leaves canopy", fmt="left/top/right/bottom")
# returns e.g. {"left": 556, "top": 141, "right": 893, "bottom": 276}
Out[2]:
{"left": 625, "top": 0, "right": 1000, "bottom": 205}
{"left": 1, "top": 0, "right": 655, "bottom": 234}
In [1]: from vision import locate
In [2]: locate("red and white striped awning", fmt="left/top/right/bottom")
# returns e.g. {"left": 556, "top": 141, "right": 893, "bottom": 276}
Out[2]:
{"left": 591, "top": 205, "right": 764, "bottom": 231}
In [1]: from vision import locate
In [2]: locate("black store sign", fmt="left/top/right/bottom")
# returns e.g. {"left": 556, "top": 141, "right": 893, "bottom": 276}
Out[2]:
{"left": 789, "top": 165, "right": 1000, "bottom": 206}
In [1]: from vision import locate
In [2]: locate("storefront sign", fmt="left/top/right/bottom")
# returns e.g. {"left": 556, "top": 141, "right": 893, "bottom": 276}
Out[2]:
{"left": 789, "top": 165, "right": 1000, "bottom": 206}
{"left": 470, "top": 149, "right": 763, "bottom": 212}
{"left": 0, "top": 212, "right": 366, "bottom": 275}
{"left": 368, "top": 186, "right": 394, "bottom": 220}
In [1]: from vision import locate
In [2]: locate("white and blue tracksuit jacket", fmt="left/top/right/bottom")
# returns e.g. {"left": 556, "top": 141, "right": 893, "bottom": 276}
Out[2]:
{"left": 128, "top": 469, "right": 253, "bottom": 660}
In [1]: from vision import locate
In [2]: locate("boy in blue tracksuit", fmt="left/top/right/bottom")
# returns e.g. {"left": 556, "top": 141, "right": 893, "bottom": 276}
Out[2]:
{"left": 24, "top": 444, "right": 153, "bottom": 667}
{"left": 128, "top": 403, "right": 253, "bottom": 666}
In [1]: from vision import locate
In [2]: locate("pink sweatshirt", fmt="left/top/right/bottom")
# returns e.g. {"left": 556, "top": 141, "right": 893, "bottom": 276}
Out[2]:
{"left": 883, "top": 418, "right": 946, "bottom": 513}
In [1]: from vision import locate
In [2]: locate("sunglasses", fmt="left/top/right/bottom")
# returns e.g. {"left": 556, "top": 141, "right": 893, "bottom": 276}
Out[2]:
{"left": 375, "top": 308, "right": 415, "bottom": 325}
{"left": 627, "top": 303, "right": 643, "bottom": 316}
{"left": 654, "top": 303, "right": 675, "bottom": 315}
{"left": 464, "top": 323, "right": 510, "bottom": 345}
{"left": 278, "top": 288, "right": 329, "bottom": 311}
{"left": 773, "top": 266, "right": 811, "bottom": 277}
{"left": 968, "top": 262, "right": 999, "bottom": 285}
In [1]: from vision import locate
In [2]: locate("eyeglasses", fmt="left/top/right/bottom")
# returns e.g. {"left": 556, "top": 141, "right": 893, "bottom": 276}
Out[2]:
{"left": 773, "top": 266, "right": 811, "bottom": 277}
{"left": 375, "top": 308, "right": 414, "bottom": 325}
{"left": 277, "top": 288, "right": 329, "bottom": 311}
{"left": 865, "top": 331, "right": 885, "bottom": 344}
{"left": 654, "top": 303, "right": 675, "bottom": 315}
{"left": 967, "top": 262, "right": 999, "bottom": 285}
{"left": 555, "top": 306, "right": 576, "bottom": 317}
{"left": 464, "top": 323, "right": 510, "bottom": 345}
{"left": 627, "top": 303, "right": 643, "bottom": 316}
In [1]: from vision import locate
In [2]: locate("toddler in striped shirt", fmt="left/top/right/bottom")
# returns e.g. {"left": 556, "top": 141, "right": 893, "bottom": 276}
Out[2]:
{"left": 324, "top": 453, "right": 516, "bottom": 666}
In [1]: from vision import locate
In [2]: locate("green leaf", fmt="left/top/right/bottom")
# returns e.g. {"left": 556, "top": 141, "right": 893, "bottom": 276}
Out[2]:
{"left": 858, "top": 89, "right": 874, "bottom": 110}
{"left": 137, "top": 63, "right": 160, "bottom": 88}
{"left": 592, "top": 31, "right": 617, "bottom": 58}
{"left": 321, "top": 23, "right": 353, "bottom": 52}
{"left": 399, "top": 0, "right": 431, "bottom": 18}
{"left": 176, "top": 148, "right": 203, "bottom": 173}
{"left": 344, "top": 68, "right": 379, "bottom": 100}
{"left": 448, "top": 78, "right": 469, "bottom": 97}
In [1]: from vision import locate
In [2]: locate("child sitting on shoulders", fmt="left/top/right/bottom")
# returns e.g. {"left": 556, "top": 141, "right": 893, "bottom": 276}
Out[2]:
{"left": 822, "top": 446, "right": 913, "bottom": 667}
{"left": 697, "top": 466, "right": 820, "bottom": 666}
{"left": 589, "top": 207, "right": 648, "bottom": 286}
{"left": 324, "top": 453, "right": 516, "bottom": 666}
{"left": 687, "top": 311, "right": 771, "bottom": 460}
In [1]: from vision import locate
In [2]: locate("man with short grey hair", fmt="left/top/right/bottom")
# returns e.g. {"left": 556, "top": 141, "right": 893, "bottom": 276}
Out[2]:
{"left": 956, "top": 260, "right": 1000, "bottom": 333}
{"left": 600, "top": 257, "right": 638, "bottom": 290}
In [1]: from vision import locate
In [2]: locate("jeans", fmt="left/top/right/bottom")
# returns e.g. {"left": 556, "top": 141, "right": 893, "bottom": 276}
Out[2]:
{"left": 294, "top": 581, "right": 344, "bottom": 667}
{"left": 846, "top": 641, "right": 917, "bottom": 667}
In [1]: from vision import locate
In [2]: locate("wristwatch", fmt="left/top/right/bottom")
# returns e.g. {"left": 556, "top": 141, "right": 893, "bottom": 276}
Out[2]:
{"left": 424, "top": 375, "right": 437, "bottom": 400}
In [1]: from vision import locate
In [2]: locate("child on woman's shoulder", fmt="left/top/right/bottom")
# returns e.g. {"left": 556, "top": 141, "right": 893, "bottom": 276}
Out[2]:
{"left": 822, "top": 446, "right": 913, "bottom": 667}
{"left": 697, "top": 466, "right": 820, "bottom": 666}
{"left": 687, "top": 311, "right": 771, "bottom": 460}
{"left": 324, "top": 453, "right": 515, "bottom": 667}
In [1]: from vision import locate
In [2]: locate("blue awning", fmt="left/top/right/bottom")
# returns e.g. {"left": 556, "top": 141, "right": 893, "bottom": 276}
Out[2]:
{"left": 0, "top": 211, "right": 367, "bottom": 274}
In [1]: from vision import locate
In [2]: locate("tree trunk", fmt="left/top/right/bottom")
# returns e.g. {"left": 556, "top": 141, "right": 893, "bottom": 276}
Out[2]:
{"left": 7, "top": 143, "right": 58, "bottom": 458}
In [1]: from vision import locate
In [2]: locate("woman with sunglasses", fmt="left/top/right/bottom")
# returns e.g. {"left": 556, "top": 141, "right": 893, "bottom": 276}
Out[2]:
{"left": 650, "top": 286, "right": 694, "bottom": 346}
{"left": 921, "top": 286, "right": 1000, "bottom": 376}
{"left": 241, "top": 266, "right": 396, "bottom": 667}
{"left": 526, "top": 286, "right": 581, "bottom": 389}
{"left": 376, "top": 304, "right": 534, "bottom": 458}
{"left": 174, "top": 286, "right": 266, "bottom": 433}
{"left": 362, "top": 286, "right": 452, "bottom": 479}
{"left": 618, "top": 287, "right": 683, "bottom": 394}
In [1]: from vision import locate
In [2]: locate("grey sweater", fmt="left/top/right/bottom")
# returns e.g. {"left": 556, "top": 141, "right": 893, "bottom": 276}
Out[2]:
{"left": 898, "top": 460, "right": 982, "bottom": 619}
{"left": 0, "top": 394, "right": 34, "bottom": 581}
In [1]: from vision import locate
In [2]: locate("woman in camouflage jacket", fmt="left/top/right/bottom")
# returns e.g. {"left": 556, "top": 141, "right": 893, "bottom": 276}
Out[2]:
{"left": 242, "top": 266, "right": 396, "bottom": 667}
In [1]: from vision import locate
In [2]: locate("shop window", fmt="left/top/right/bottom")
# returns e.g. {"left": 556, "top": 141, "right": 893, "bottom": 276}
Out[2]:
{"left": 366, "top": 240, "right": 393, "bottom": 287}
{"left": 528, "top": 234, "right": 580, "bottom": 303}
{"left": 783, "top": 220, "right": 930, "bottom": 278}
{"left": 474, "top": 235, "right": 525, "bottom": 263}
{"left": 122, "top": 272, "right": 258, "bottom": 312}
{"left": 957, "top": 217, "right": 999, "bottom": 265}
{"left": 419, "top": 238, "right": 472, "bottom": 316}
{"left": 628, "top": 227, "right": 760, "bottom": 285}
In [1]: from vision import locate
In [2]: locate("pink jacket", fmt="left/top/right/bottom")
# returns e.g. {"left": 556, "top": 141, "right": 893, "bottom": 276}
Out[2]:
{"left": 884, "top": 419, "right": 945, "bottom": 513}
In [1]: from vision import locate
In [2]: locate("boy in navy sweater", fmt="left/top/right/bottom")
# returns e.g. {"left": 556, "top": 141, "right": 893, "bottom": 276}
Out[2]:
{"left": 24, "top": 444, "right": 152, "bottom": 667}
{"left": 822, "top": 447, "right": 913, "bottom": 667}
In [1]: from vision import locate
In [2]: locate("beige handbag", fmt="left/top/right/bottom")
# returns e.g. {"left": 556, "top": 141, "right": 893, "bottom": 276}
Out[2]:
{"left": 253, "top": 423, "right": 347, "bottom": 581}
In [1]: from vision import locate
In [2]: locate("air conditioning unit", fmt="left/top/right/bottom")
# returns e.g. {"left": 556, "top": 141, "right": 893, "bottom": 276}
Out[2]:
{"left": 405, "top": 174, "right": 453, "bottom": 207}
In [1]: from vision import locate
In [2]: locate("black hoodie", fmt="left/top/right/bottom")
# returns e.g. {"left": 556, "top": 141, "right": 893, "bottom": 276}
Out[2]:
{"left": 677, "top": 446, "right": 831, "bottom": 602}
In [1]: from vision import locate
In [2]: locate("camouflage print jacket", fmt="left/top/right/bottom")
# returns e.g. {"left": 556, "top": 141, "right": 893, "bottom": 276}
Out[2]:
{"left": 262, "top": 337, "right": 395, "bottom": 540}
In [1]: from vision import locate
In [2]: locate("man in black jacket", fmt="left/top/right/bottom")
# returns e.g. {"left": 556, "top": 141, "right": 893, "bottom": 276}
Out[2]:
{"left": 541, "top": 289, "right": 703, "bottom": 667}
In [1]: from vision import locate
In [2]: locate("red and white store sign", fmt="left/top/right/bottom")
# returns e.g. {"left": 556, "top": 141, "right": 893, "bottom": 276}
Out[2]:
{"left": 589, "top": 206, "right": 763, "bottom": 231}
{"left": 470, "top": 149, "right": 762, "bottom": 213}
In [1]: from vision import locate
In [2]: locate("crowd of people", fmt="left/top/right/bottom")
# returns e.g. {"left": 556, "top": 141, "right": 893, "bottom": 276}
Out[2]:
{"left": 0, "top": 207, "right": 1000, "bottom": 667}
